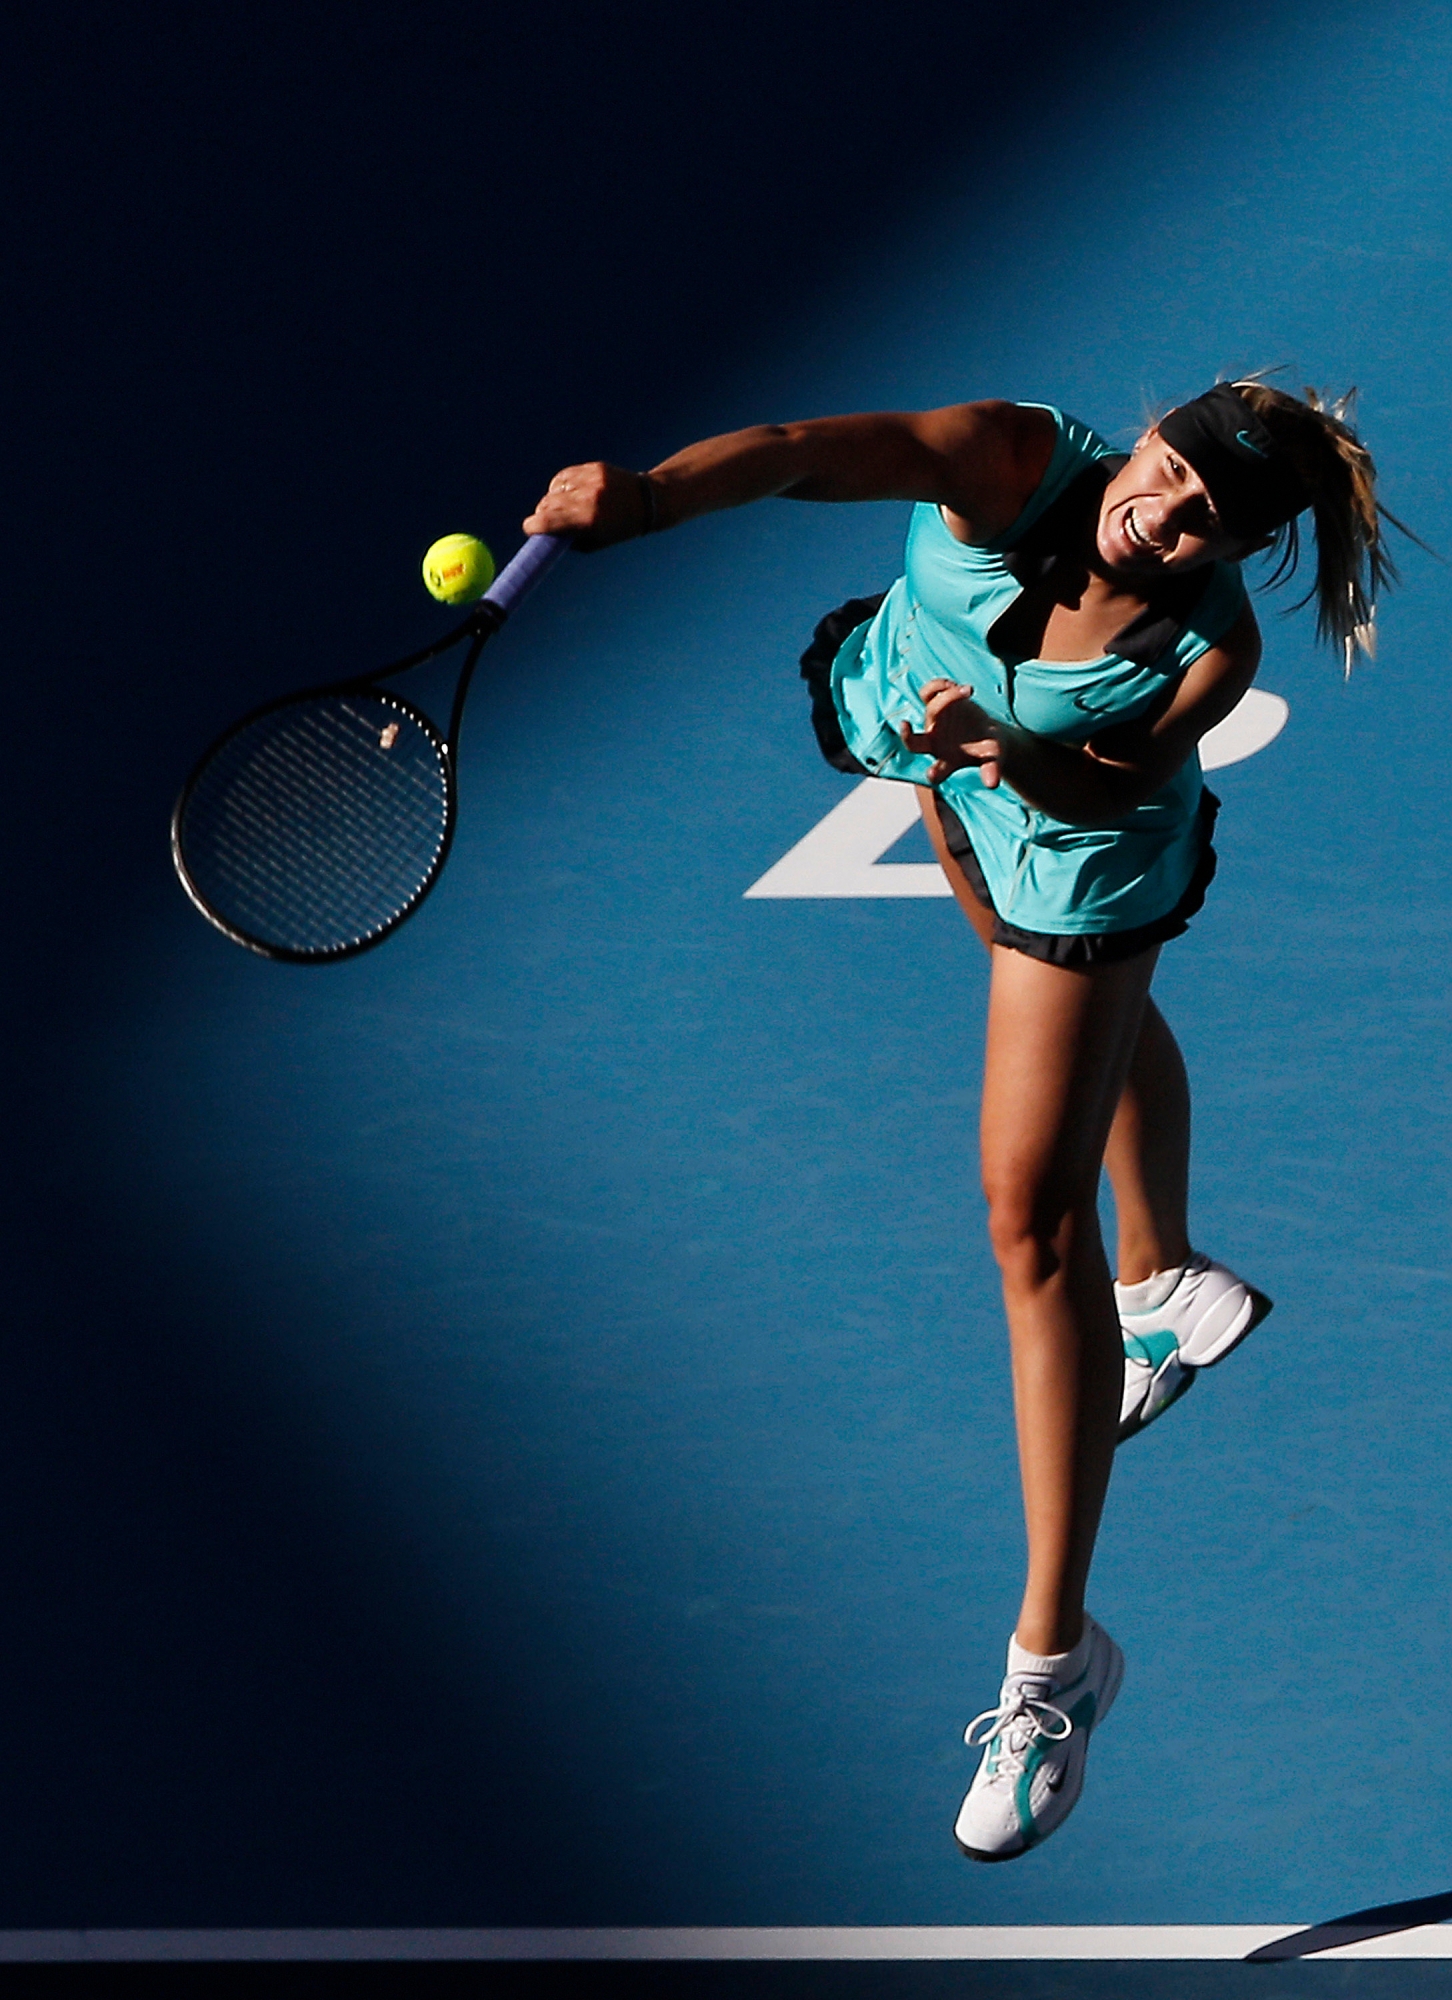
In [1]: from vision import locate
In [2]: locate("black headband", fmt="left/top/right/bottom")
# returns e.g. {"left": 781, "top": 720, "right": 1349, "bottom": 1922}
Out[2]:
{"left": 1157, "top": 385, "right": 1310, "bottom": 541}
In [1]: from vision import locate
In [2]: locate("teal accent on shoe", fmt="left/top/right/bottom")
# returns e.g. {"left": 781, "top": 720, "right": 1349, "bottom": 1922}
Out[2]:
{"left": 1007, "top": 1681, "right": 1096, "bottom": 1845}
{"left": 1067, "top": 1690, "right": 1098, "bottom": 1729}
{"left": 1013, "top": 1740, "right": 1045, "bottom": 1846}
{"left": 1123, "top": 1328, "right": 1178, "bottom": 1369}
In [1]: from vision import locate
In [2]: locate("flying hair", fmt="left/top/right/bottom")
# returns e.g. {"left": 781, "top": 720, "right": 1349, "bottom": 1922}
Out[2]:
{"left": 1220, "top": 376, "right": 1415, "bottom": 675}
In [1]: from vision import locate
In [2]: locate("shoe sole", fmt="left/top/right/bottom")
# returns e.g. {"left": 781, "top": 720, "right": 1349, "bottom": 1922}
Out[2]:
{"left": 1116, "top": 1357, "right": 1196, "bottom": 1446}
{"left": 1185, "top": 1286, "right": 1273, "bottom": 1370}
{"left": 955, "top": 1638, "right": 1125, "bottom": 1864}
{"left": 956, "top": 1835, "right": 1026, "bottom": 1863}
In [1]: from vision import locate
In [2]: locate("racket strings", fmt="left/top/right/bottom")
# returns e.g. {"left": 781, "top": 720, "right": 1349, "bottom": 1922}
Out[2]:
{"left": 187, "top": 735, "right": 444, "bottom": 945}
{"left": 178, "top": 694, "right": 451, "bottom": 956}
{"left": 206, "top": 709, "right": 440, "bottom": 891}
{"left": 196, "top": 700, "right": 445, "bottom": 900}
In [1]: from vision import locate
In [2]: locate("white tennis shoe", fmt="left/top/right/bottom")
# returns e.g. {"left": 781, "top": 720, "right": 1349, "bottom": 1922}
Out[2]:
{"left": 954, "top": 1617, "right": 1124, "bottom": 1862}
{"left": 1117, "top": 1252, "right": 1272, "bottom": 1443}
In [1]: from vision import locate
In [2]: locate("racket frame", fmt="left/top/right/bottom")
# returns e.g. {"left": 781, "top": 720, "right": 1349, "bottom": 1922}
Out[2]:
{"left": 172, "top": 535, "right": 568, "bottom": 963}
{"left": 169, "top": 600, "right": 500, "bottom": 960}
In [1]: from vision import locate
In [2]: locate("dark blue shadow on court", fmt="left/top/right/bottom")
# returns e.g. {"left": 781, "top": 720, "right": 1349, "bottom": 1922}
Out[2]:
{"left": 1246, "top": 1890, "right": 1452, "bottom": 1962}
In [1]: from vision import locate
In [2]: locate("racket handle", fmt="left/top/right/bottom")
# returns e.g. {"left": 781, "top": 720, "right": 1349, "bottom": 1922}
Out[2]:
{"left": 483, "top": 532, "right": 571, "bottom": 618}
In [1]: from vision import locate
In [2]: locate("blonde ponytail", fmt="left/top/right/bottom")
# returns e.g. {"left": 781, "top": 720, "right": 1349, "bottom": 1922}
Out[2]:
{"left": 1227, "top": 380, "right": 1405, "bottom": 674}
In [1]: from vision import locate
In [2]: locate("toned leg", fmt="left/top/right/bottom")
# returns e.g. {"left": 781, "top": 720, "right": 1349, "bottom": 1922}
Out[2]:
{"left": 979, "top": 943, "right": 1160, "bottom": 1655}
{"left": 917, "top": 787, "right": 996, "bottom": 948}
{"left": 1103, "top": 999, "right": 1192, "bottom": 1284}
{"left": 919, "top": 788, "right": 1192, "bottom": 1286}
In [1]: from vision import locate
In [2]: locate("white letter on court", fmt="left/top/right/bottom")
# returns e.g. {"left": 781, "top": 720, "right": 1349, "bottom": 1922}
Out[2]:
{"left": 744, "top": 689, "right": 1288, "bottom": 900}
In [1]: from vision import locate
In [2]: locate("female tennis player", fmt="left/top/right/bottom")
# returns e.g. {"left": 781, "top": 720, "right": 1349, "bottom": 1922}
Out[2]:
{"left": 524, "top": 382, "right": 1392, "bottom": 1861}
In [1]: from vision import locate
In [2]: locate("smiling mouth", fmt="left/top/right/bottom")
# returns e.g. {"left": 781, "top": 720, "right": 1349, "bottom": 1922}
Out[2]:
{"left": 1123, "top": 506, "right": 1165, "bottom": 556}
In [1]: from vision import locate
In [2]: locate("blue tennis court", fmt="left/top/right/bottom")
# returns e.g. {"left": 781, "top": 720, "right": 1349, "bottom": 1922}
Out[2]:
{"left": 8, "top": 0, "right": 1452, "bottom": 1991}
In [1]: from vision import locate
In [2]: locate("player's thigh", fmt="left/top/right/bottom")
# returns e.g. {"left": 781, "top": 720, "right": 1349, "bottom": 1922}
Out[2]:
{"left": 980, "top": 943, "right": 1160, "bottom": 1219}
{"left": 916, "top": 787, "right": 995, "bottom": 949}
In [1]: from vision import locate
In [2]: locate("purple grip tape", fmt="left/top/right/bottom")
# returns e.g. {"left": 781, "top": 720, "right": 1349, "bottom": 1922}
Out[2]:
{"left": 483, "top": 532, "right": 571, "bottom": 617}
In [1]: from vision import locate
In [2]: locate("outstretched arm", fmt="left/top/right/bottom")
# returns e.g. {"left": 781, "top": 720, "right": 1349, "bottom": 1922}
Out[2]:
{"left": 522, "top": 402, "right": 1055, "bottom": 549}
{"left": 901, "top": 603, "right": 1263, "bottom": 824}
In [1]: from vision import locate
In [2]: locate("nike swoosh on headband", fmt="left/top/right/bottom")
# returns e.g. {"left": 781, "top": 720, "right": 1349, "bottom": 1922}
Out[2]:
{"left": 1159, "top": 387, "right": 1311, "bottom": 536}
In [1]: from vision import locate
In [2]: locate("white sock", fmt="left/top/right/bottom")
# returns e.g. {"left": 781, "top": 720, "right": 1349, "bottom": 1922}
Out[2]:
{"left": 1008, "top": 1619, "right": 1093, "bottom": 1686}
{"left": 1114, "top": 1262, "right": 1186, "bottom": 1312}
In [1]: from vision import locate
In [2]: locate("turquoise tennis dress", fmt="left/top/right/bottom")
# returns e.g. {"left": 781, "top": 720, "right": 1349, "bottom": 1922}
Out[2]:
{"left": 826, "top": 406, "right": 1249, "bottom": 938}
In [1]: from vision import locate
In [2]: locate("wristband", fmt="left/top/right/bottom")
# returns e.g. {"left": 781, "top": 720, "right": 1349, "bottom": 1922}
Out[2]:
{"left": 636, "top": 472, "right": 662, "bottom": 536}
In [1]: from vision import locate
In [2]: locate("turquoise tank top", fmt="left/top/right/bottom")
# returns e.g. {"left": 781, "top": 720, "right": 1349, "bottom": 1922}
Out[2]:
{"left": 829, "top": 406, "right": 1249, "bottom": 934}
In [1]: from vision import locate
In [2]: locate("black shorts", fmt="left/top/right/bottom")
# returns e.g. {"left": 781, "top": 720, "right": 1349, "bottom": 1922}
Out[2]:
{"left": 800, "top": 595, "right": 1219, "bottom": 967}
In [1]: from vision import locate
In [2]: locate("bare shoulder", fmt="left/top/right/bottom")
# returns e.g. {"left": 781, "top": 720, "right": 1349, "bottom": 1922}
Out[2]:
{"left": 913, "top": 401, "right": 1057, "bottom": 542}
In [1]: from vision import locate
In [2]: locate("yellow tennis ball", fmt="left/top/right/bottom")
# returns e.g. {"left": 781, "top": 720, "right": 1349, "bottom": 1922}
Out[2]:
{"left": 421, "top": 533, "right": 496, "bottom": 605}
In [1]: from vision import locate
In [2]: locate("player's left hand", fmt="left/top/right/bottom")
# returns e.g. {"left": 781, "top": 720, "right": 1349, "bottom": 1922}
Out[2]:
{"left": 899, "top": 679, "right": 1004, "bottom": 788}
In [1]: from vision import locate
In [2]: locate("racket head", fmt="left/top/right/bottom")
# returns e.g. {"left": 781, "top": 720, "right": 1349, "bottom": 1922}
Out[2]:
{"left": 171, "top": 688, "right": 455, "bottom": 963}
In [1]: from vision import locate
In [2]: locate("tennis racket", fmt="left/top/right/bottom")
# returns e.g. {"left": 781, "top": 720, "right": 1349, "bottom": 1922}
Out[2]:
{"left": 171, "top": 531, "right": 570, "bottom": 963}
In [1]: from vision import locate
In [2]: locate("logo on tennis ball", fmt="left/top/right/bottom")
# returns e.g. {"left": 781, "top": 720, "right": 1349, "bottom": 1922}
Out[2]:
{"left": 422, "top": 533, "right": 496, "bottom": 605}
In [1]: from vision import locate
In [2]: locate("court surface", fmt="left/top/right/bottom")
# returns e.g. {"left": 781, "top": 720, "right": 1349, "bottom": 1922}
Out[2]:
{"left": 7, "top": 0, "right": 1452, "bottom": 1988}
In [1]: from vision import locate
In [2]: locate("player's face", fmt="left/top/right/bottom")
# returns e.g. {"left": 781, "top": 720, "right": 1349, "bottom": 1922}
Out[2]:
{"left": 1096, "top": 431, "right": 1257, "bottom": 578}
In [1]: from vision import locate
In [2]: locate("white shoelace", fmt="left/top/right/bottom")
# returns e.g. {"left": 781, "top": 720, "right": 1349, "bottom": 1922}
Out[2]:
{"left": 964, "top": 1683, "right": 1073, "bottom": 1783}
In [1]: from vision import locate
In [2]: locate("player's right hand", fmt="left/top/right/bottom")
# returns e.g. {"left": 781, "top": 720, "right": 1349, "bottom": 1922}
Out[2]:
{"left": 524, "top": 462, "right": 651, "bottom": 549}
